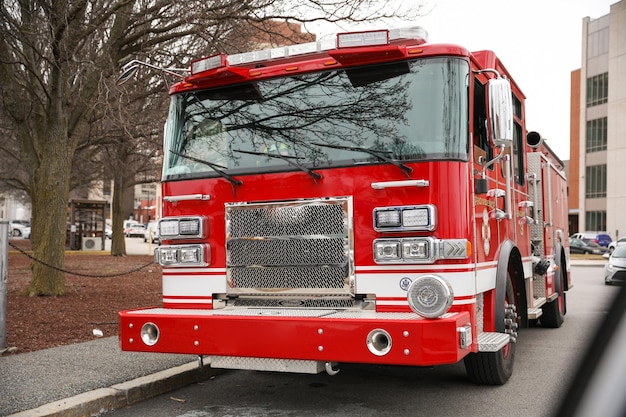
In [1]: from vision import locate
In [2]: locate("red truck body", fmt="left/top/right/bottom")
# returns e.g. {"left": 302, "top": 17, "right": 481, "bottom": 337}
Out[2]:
{"left": 119, "top": 27, "right": 570, "bottom": 384}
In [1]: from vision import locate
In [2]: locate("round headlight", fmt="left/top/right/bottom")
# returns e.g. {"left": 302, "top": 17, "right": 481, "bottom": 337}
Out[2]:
{"left": 140, "top": 322, "right": 160, "bottom": 346}
{"left": 407, "top": 275, "right": 453, "bottom": 318}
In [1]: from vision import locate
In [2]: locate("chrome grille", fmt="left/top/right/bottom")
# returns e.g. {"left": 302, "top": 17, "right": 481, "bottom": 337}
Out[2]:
{"left": 225, "top": 198, "right": 354, "bottom": 303}
{"left": 229, "top": 297, "right": 357, "bottom": 308}
{"left": 229, "top": 266, "right": 348, "bottom": 289}
{"left": 227, "top": 238, "right": 347, "bottom": 265}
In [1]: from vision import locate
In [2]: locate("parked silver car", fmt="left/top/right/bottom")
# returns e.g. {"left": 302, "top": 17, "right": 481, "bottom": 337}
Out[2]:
{"left": 605, "top": 245, "right": 626, "bottom": 285}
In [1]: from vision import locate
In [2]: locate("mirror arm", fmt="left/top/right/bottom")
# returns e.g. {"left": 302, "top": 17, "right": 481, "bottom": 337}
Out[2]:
{"left": 117, "top": 59, "right": 188, "bottom": 85}
{"left": 480, "top": 144, "right": 506, "bottom": 177}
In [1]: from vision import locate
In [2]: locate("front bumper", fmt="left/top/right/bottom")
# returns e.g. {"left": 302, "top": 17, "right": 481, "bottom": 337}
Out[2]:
{"left": 119, "top": 307, "right": 472, "bottom": 367}
{"left": 605, "top": 269, "right": 626, "bottom": 284}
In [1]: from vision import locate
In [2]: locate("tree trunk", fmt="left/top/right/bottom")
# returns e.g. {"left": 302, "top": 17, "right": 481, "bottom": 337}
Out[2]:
{"left": 26, "top": 126, "right": 73, "bottom": 297}
{"left": 110, "top": 169, "right": 128, "bottom": 256}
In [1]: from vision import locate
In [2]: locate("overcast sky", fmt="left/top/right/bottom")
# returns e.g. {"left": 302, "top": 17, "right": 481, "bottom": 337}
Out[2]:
{"left": 309, "top": 0, "right": 619, "bottom": 161}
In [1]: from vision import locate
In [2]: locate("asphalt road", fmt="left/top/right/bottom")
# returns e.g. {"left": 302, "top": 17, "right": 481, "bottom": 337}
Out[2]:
{"left": 103, "top": 265, "right": 616, "bottom": 417}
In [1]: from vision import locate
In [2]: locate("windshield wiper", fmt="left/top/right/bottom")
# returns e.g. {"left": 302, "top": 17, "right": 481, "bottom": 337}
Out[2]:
{"left": 311, "top": 142, "right": 412, "bottom": 177}
{"left": 170, "top": 150, "right": 243, "bottom": 186}
{"left": 233, "top": 149, "right": 322, "bottom": 181}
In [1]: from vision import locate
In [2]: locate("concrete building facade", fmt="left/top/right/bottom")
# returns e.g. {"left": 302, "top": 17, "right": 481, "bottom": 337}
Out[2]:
{"left": 571, "top": 0, "right": 626, "bottom": 240}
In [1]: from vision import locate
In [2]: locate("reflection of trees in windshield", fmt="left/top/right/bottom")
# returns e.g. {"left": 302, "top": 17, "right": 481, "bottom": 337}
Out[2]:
{"left": 164, "top": 57, "right": 469, "bottom": 179}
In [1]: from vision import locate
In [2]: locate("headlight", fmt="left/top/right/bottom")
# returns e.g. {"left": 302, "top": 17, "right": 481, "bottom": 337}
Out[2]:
{"left": 373, "top": 238, "right": 469, "bottom": 264}
{"left": 155, "top": 244, "right": 210, "bottom": 267}
{"left": 407, "top": 275, "right": 453, "bottom": 318}
{"left": 402, "top": 240, "right": 429, "bottom": 260}
{"left": 159, "top": 217, "right": 206, "bottom": 239}
{"left": 373, "top": 205, "right": 436, "bottom": 232}
{"left": 374, "top": 240, "right": 402, "bottom": 261}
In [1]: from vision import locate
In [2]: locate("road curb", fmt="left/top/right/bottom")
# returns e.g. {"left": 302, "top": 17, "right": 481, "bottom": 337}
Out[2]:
{"left": 7, "top": 361, "right": 214, "bottom": 417}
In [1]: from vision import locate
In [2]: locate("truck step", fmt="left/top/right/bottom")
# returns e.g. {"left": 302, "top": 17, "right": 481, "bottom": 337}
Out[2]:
{"left": 477, "top": 332, "right": 510, "bottom": 352}
{"left": 528, "top": 307, "right": 543, "bottom": 319}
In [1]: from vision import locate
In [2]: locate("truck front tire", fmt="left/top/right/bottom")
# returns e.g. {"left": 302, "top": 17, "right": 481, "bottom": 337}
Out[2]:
{"left": 464, "top": 274, "right": 516, "bottom": 385}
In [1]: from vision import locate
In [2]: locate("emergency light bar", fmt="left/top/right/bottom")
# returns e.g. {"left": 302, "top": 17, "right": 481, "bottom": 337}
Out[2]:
{"left": 337, "top": 30, "right": 389, "bottom": 48}
{"left": 189, "top": 26, "right": 428, "bottom": 76}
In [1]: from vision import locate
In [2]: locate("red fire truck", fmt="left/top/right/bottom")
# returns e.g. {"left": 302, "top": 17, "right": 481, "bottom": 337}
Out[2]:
{"left": 119, "top": 26, "right": 571, "bottom": 385}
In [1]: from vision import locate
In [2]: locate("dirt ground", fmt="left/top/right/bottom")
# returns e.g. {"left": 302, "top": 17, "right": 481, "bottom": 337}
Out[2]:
{"left": 3, "top": 239, "right": 161, "bottom": 354}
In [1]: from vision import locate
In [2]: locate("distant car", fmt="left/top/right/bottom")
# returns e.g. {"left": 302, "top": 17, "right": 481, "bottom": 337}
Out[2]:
{"left": 105, "top": 226, "right": 112, "bottom": 239}
{"left": 608, "top": 237, "right": 626, "bottom": 254}
{"left": 569, "top": 238, "right": 608, "bottom": 255}
{"left": 570, "top": 231, "right": 613, "bottom": 247}
{"left": 144, "top": 221, "right": 160, "bottom": 244}
{"left": 21, "top": 226, "right": 31, "bottom": 239}
{"left": 125, "top": 224, "right": 146, "bottom": 237}
{"left": 9, "top": 220, "right": 30, "bottom": 237}
{"left": 605, "top": 245, "right": 626, "bottom": 285}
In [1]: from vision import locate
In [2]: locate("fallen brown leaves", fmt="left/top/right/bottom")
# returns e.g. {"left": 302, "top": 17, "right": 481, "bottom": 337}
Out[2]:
{"left": 4, "top": 240, "right": 162, "bottom": 354}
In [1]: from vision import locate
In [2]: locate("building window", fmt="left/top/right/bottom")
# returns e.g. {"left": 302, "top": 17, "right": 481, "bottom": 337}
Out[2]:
{"left": 103, "top": 179, "right": 111, "bottom": 197}
{"left": 585, "top": 164, "right": 607, "bottom": 198}
{"left": 586, "top": 117, "right": 607, "bottom": 153}
{"left": 586, "top": 210, "right": 606, "bottom": 232}
{"left": 588, "top": 27, "right": 609, "bottom": 58}
{"left": 586, "top": 73, "right": 608, "bottom": 107}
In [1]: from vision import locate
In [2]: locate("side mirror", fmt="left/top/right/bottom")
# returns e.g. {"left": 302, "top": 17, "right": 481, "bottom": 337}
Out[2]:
{"left": 116, "top": 64, "right": 139, "bottom": 86}
{"left": 488, "top": 77, "right": 513, "bottom": 147}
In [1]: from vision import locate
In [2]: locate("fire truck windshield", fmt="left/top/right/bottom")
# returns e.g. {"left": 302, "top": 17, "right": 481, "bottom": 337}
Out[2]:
{"left": 163, "top": 57, "right": 469, "bottom": 180}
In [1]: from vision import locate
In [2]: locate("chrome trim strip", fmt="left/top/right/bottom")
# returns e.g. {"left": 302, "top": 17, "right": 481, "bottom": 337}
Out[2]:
{"left": 163, "top": 194, "right": 210, "bottom": 202}
{"left": 371, "top": 179, "right": 430, "bottom": 189}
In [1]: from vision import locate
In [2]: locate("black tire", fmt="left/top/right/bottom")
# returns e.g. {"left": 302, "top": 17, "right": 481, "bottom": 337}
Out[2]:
{"left": 541, "top": 262, "right": 566, "bottom": 328}
{"left": 12, "top": 229, "right": 21, "bottom": 237}
{"left": 464, "top": 274, "right": 516, "bottom": 385}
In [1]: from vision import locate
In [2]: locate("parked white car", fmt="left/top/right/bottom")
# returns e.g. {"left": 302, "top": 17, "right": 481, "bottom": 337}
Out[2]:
{"left": 608, "top": 237, "right": 626, "bottom": 254}
{"left": 125, "top": 223, "right": 146, "bottom": 238}
{"left": 9, "top": 220, "right": 30, "bottom": 237}
{"left": 144, "top": 221, "right": 160, "bottom": 244}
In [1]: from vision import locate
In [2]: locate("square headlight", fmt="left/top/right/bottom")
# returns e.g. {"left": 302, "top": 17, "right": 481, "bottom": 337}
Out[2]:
{"left": 179, "top": 218, "right": 200, "bottom": 235}
{"left": 180, "top": 247, "right": 201, "bottom": 263}
{"left": 402, "top": 240, "right": 429, "bottom": 259}
{"left": 156, "top": 247, "right": 179, "bottom": 264}
{"left": 402, "top": 208, "right": 430, "bottom": 228}
{"left": 375, "top": 209, "right": 401, "bottom": 228}
{"left": 159, "top": 220, "right": 179, "bottom": 237}
{"left": 374, "top": 241, "right": 401, "bottom": 261}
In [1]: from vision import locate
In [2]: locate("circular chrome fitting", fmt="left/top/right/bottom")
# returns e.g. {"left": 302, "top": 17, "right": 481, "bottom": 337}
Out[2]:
{"left": 366, "top": 329, "right": 392, "bottom": 356}
{"left": 140, "top": 322, "right": 160, "bottom": 346}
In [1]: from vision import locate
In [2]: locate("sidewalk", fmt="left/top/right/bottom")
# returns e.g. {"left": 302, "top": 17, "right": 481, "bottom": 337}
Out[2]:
{"left": 0, "top": 337, "right": 212, "bottom": 416}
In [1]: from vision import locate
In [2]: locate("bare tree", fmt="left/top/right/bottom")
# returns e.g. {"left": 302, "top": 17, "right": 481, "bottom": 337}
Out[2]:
{"left": 0, "top": 0, "right": 423, "bottom": 296}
